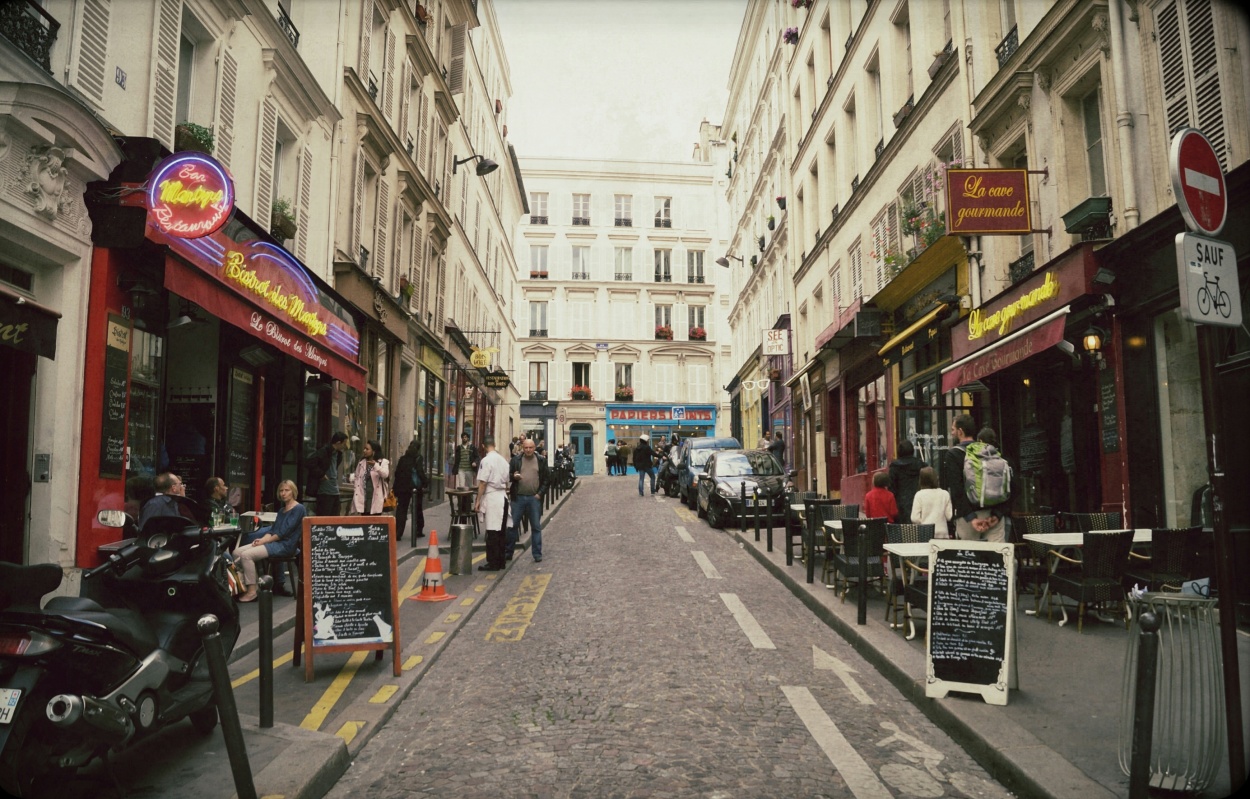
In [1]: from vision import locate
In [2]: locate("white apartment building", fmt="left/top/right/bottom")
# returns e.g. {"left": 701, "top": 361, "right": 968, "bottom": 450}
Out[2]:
{"left": 513, "top": 156, "right": 725, "bottom": 474}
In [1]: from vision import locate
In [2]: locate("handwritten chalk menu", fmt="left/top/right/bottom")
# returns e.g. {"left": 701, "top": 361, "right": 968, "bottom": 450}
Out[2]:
{"left": 925, "top": 540, "right": 1016, "bottom": 706}
{"left": 225, "top": 368, "right": 255, "bottom": 490}
{"left": 297, "top": 516, "right": 401, "bottom": 681}
{"left": 1018, "top": 424, "right": 1048, "bottom": 473}
{"left": 1099, "top": 368, "right": 1120, "bottom": 454}
{"left": 100, "top": 316, "right": 130, "bottom": 478}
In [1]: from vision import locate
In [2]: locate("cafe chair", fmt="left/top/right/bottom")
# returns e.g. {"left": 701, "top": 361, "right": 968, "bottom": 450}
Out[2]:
{"left": 1125, "top": 526, "right": 1201, "bottom": 592}
{"left": 885, "top": 523, "right": 936, "bottom": 629}
{"left": 801, "top": 498, "right": 840, "bottom": 569}
{"left": 812, "top": 503, "right": 859, "bottom": 586}
{"left": 787, "top": 491, "right": 821, "bottom": 563}
{"left": 267, "top": 549, "right": 301, "bottom": 598}
{"left": 831, "top": 517, "right": 887, "bottom": 602}
{"left": 901, "top": 556, "right": 930, "bottom": 641}
{"left": 1062, "top": 511, "right": 1123, "bottom": 533}
{"left": 1011, "top": 514, "right": 1058, "bottom": 613}
{"left": 1046, "top": 529, "right": 1135, "bottom": 633}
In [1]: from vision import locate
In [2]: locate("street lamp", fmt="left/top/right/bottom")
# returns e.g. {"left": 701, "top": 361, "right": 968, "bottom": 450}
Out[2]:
{"left": 452, "top": 153, "right": 499, "bottom": 176}
{"left": 716, "top": 254, "right": 744, "bottom": 267}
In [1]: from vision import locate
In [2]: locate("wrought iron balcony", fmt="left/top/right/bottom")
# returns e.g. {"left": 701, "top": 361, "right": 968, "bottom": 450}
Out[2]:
{"left": 367, "top": 72, "right": 379, "bottom": 101}
{"left": 571, "top": 216, "right": 590, "bottom": 226}
{"left": 276, "top": 3, "right": 300, "bottom": 48}
{"left": 614, "top": 272, "right": 633, "bottom": 281}
{"left": 687, "top": 275, "right": 705, "bottom": 284}
{"left": 529, "top": 329, "right": 548, "bottom": 338}
{"left": 530, "top": 215, "right": 548, "bottom": 225}
{"left": 874, "top": 138, "right": 884, "bottom": 161}
{"left": 528, "top": 391, "right": 548, "bottom": 401}
{"left": 0, "top": 0, "right": 59, "bottom": 73}
{"left": 1008, "top": 250, "right": 1035, "bottom": 285}
{"left": 359, "top": 245, "right": 370, "bottom": 271}
{"left": 655, "top": 218, "right": 672, "bottom": 228}
{"left": 653, "top": 273, "right": 672, "bottom": 283}
{"left": 995, "top": 25, "right": 1019, "bottom": 68}
{"left": 831, "top": 204, "right": 840, "bottom": 222}
{"left": 405, "top": 135, "right": 414, "bottom": 157}
{"left": 850, "top": 176, "right": 860, "bottom": 194}
{"left": 614, "top": 218, "right": 632, "bottom": 227}
{"left": 571, "top": 272, "right": 590, "bottom": 280}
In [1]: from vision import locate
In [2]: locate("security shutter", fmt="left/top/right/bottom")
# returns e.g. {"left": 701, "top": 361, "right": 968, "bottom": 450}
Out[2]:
{"left": 214, "top": 49, "right": 238, "bottom": 169}
{"left": 296, "top": 145, "right": 313, "bottom": 260}
{"left": 254, "top": 97, "right": 277, "bottom": 223}
{"left": 150, "top": 0, "right": 181, "bottom": 147}
{"left": 376, "top": 178, "right": 390, "bottom": 284}
{"left": 70, "top": 0, "right": 110, "bottom": 105}
{"left": 448, "top": 24, "right": 467, "bottom": 94}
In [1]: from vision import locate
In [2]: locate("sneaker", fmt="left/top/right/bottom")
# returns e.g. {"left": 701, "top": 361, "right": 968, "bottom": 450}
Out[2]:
{"left": 478, "top": 564, "right": 501, "bottom": 572}
{"left": 534, "top": 557, "right": 543, "bottom": 563}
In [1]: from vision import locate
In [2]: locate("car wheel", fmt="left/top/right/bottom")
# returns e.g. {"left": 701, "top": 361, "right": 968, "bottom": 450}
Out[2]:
{"left": 707, "top": 499, "right": 726, "bottom": 530}
{"left": 696, "top": 494, "right": 707, "bottom": 518}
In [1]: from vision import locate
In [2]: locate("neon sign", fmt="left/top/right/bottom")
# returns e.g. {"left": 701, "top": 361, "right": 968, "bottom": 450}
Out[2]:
{"left": 222, "top": 251, "right": 329, "bottom": 337}
{"left": 967, "top": 272, "right": 1061, "bottom": 340}
{"left": 146, "top": 153, "right": 234, "bottom": 239}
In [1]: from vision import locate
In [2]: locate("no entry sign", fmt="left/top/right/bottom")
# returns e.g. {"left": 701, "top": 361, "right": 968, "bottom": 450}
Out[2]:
{"left": 1170, "top": 128, "right": 1227, "bottom": 236}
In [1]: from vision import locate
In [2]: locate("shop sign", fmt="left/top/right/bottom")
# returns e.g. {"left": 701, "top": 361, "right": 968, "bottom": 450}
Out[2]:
{"left": 1176, "top": 233, "right": 1242, "bottom": 328}
{"left": 483, "top": 371, "right": 510, "bottom": 389}
{"left": 763, "top": 328, "right": 789, "bottom": 355}
{"left": 146, "top": 152, "right": 234, "bottom": 239}
{"left": 607, "top": 406, "right": 714, "bottom": 423}
{"left": 942, "top": 316, "right": 1067, "bottom": 393}
{"left": 945, "top": 168, "right": 1031, "bottom": 235}
{"left": 0, "top": 293, "right": 59, "bottom": 360}
{"left": 967, "top": 272, "right": 1061, "bottom": 341}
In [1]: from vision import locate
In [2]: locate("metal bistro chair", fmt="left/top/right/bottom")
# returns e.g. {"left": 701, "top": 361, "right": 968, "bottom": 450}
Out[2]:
{"left": 787, "top": 491, "right": 821, "bottom": 563}
{"left": 885, "top": 523, "right": 936, "bottom": 629}
{"left": 901, "top": 553, "right": 930, "bottom": 641}
{"left": 1125, "top": 526, "right": 1202, "bottom": 593}
{"left": 1046, "top": 529, "right": 1135, "bottom": 633}
{"left": 830, "top": 517, "right": 888, "bottom": 602}
{"left": 1062, "top": 510, "right": 1123, "bottom": 533}
{"left": 812, "top": 503, "right": 859, "bottom": 586}
{"left": 1011, "top": 514, "right": 1058, "bottom": 613}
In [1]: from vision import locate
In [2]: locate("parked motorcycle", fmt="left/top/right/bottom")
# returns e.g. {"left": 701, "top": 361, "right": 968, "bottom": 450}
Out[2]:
{"left": 554, "top": 452, "right": 577, "bottom": 490}
{"left": 0, "top": 505, "right": 240, "bottom": 798}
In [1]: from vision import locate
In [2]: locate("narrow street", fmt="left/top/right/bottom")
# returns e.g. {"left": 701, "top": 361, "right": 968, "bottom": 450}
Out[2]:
{"left": 325, "top": 475, "right": 1010, "bottom": 798}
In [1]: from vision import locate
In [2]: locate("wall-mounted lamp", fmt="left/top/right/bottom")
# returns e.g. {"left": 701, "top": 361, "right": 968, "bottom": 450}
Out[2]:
{"left": 167, "top": 299, "right": 208, "bottom": 331}
{"left": 1092, "top": 267, "right": 1117, "bottom": 287}
{"left": 1082, "top": 326, "right": 1106, "bottom": 354}
{"left": 715, "top": 254, "right": 744, "bottom": 267}
{"left": 452, "top": 154, "right": 499, "bottom": 176}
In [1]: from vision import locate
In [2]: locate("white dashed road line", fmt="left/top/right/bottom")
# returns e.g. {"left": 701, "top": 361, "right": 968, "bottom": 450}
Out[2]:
{"left": 691, "top": 551, "right": 723, "bottom": 579}
{"left": 781, "top": 686, "right": 893, "bottom": 799}
{"left": 719, "top": 592, "right": 775, "bottom": 649}
{"left": 675, "top": 525, "right": 695, "bottom": 543}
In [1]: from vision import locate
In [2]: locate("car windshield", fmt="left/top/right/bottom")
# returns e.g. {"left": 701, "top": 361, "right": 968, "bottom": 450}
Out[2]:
{"left": 715, "top": 451, "right": 782, "bottom": 477}
{"left": 691, "top": 449, "right": 716, "bottom": 467}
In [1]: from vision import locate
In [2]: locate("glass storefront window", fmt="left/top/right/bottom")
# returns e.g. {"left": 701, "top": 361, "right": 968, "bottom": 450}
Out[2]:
{"left": 127, "top": 329, "right": 163, "bottom": 479}
{"left": 851, "top": 375, "right": 887, "bottom": 474}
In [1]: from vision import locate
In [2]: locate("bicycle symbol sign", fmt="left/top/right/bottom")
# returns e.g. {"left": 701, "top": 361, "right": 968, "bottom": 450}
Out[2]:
{"left": 1176, "top": 233, "right": 1242, "bottom": 328}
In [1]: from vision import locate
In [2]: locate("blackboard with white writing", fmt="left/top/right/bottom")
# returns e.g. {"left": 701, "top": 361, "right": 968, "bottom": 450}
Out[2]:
{"left": 225, "top": 368, "right": 254, "bottom": 491}
{"left": 1099, "top": 368, "right": 1120, "bottom": 454}
{"left": 925, "top": 541, "right": 1015, "bottom": 705}
{"left": 100, "top": 316, "right": 129, "bottom": 478}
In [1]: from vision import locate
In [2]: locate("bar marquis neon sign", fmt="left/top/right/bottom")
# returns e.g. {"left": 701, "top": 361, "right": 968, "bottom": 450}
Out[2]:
{"left": 146, "top": 153, "right": 234, "bottom": 238}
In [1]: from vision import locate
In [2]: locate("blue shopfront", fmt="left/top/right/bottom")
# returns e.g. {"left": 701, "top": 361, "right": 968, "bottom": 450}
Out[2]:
{"left": 605, "top": 404, "right": 718, "bottom": 451}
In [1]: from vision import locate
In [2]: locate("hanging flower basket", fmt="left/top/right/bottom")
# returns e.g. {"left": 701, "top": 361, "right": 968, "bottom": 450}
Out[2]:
{"left": 767, "top": 215, "right": 775, "bottom": 231}
{"left": 776, "top": 196, "right": 786, "bottom": 210}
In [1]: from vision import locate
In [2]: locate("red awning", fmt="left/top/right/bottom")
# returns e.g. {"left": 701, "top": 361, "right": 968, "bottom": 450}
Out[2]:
{"left": 941, "top": 313, "right": 1067, "bottom": 393}
{"left": 165, "top": 256, "right": 367, "bottom": 392}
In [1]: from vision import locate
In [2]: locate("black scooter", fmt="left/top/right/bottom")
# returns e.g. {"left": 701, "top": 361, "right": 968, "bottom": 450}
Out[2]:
{"left": 0, "top": 505, "right": 240, "bottom": 798}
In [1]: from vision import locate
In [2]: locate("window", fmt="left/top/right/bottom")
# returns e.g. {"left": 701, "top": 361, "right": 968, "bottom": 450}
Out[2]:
{"left": 530, "top": 192, "right": 548, "bottom": 224}
{"left": 654, "top": 196, "right": 672, "bottom": 228}
{"left": 529, "top": 301, "right": 547, "bottom": 336}
{"left": 688, "top": 306, "right": 706, "bottom": 339}
{"left": 1082, "top": 87, "right": 1107, "bottom": 197}
{"left": 571, "top": 245, "right": 591, "bottom": 280}
{"left": 528, "top": 361, "right": 549, "bottom": 400}
{"left": 614, "top": 246, "right": 633, "bottom": 280}
{"left": 687, "top": 250, "right": 705, "bottom": 283}
{"left": 530, "top": 245, "right": 548, "bottom": 278}
{"left": 850, "top": 376, "right": 887, "bottom": 474}
{"left": 572, "top": 362, "right": 591, "bottom": 387}
{"left": 653, "top": 249, "right": 671, "bottom": 282}
{"left": 615, "top": 363, "right": 633, "bottom": 390}
{"left": 572, "top": 193, "right": 590, "bottom": 225}
{"left": 614, "top": 194, "right": 632, "bottom": 226}
{"left": 655, "top": 304, "right": 672, "bottom": 328}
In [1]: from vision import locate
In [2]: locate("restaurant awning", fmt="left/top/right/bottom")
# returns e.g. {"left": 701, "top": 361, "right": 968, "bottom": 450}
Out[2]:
{"left": 0, "top": 284, "right": 60, "bottom": 360}
{"left": 877, "top": 304, "right": 949, "bottom": 367}
{"left": 940, "top": 306, "right": 1070, "bottom": 393}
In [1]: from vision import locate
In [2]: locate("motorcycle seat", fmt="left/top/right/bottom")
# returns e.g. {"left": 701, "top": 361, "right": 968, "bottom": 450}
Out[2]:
{"left": 43, "top": 596, "right": 160, "bottom": 655}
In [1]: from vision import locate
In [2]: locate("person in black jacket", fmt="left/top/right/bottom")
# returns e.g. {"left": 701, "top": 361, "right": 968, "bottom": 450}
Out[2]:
{"left": 305, "top": 432, "right": 348, "bottom": 516}
{"left": 393, "top": 439, "right": 429, "bottom": 547}
{"left": 941, "top": 415, "right": 977, "bottom": 539}
{"left": 887, "top": 440, "right": 925, "bottom": 525}
{"left": 508, "top": 439, "right": 550, "bottom": 563}
{"left": 633, "top": 434, "right": 656, "bottom": 496}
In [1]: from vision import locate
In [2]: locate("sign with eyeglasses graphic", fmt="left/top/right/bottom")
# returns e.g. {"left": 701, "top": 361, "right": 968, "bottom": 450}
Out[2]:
{"left": 738, "top": 379, "right": 773, "bottom": 391}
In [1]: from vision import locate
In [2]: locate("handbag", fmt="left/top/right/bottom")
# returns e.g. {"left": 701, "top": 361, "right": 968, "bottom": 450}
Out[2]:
{"left": 383, "top": 487, "right": 398, "bottom": 511}
{"left": 222, "top": 556, "right": 244, "bottom": 597}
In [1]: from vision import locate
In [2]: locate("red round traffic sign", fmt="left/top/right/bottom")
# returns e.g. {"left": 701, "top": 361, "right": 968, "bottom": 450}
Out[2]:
{"left": 1170, "top": 128, "right": 1227, "bottom": 236}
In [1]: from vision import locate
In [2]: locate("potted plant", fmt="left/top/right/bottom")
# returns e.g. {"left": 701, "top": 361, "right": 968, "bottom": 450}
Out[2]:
{"left": 655, "top": 324, "right": 673, "bottom": 340}
{"left": 174, "top": 122, "right": 214, "bottom": 155}
{"left": 767, "top": 214, "right": 775, "bottom": 231}
{"left": 400, "top": 276, "right": 416, "bottom": 302}
{"left": 750, "top": 255, "right": 758, "bottom": 268}
{"left": 570, "top": 384, "right": 592, "bottom": 400}
{"left": 758, "top": 235, "right": 766, "bottom": 252}
{"left": 615, "top": 385, "right": 634, "bottom": 401}
{"left": 776, "top": 195, "right": 786, "bottom": 210}
{"left": 921, "top": 210, "right": 946, "bottom": 248}
{"left": 271, "top": 197, "right": 297, "bottom": 240}
{"left": 769, "top": 368, "right": 783, "bottom": 381}
{"left": 791, "top": 0, "right": 813, "bottom": 7}
{"left": 783, "top": 27, "right": 799, "bottom": 45}
{"left": 689, "top": 326, "right": 707, "bottom": 341}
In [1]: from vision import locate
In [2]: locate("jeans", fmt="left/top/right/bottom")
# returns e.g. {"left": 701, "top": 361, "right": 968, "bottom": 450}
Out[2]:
{"left": 510, "top": 494, "right": 543, "bottom": 559}
{"left": 638, "top": 466, "right": 656, "bottom": 495}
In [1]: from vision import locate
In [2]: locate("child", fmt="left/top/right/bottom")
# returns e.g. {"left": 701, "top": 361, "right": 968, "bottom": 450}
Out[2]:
{"left": 864, "top": 470, "right": 899, "bottom": 522}
{"left": 910, "top": 466, "right": 954, "bottom": 537}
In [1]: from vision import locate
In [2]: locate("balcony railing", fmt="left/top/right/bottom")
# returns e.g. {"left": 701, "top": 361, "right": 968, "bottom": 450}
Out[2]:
{"left": 874, "top": 138, "right": 885, "bottom": 161}
{"left": 276, "top": 3, "right": 300, "bottom": 48}
{"left": 653, "top": 273, "right": 672, "bottom": 283}
{"left": 614, "top": 272, "right": 633, "bottom": 281}
{"left": 530, "top": 215, "right": 548, "bottom": 225}
{"left": 831, "top": 204, "right": 840, "bottom": 222}
{"left": 528, "top": 390, "right": 548, "bottom": 401}
{"left": 571, "top": 272, "right": 590, "bottom": 280}
{"left": 529, "top": 329, "right": 548, "bottom": 337}
{"left": 995, "top": 25, "right": 1019, "bottom": 68}
{"left": 0, "top": 0, "right": 59, "bottom": 73}
{"left": 850, "top": 175, "right": 860, "bottom": 194}
{"left": 405, "top": 135, "right": 414, "bottom": 157}
{"left": 1008, "top": 250, "right": 1035, "bottom": 285}
{"left": 359, "top": 245, "right": 370, "bottom": 271}
{"left": 654, "top": 218, "right": 672, "bottom": 228}
{"left": 687, "top": 275, "right": 705, "bottom": 284}
{"left": 367, "top": 71, "right": 379, "bottom": 101}
{"left": 571, "top": 216, "right": 590, "bottom": 226}
{"left": 614, "top": 217, "right": 632, "bottom": 227}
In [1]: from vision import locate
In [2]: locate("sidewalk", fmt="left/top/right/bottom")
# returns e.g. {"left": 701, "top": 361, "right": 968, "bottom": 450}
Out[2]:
{"left": 93, "top": 488, "right": 574, "bottom": 799}
{"left": 732, "top": 524, "right": 1249, "bottom": 799}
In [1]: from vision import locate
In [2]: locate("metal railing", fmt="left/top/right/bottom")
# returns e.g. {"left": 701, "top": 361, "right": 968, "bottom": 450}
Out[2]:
{"left": 530, "top": 215, "right": 548, "bottom": 225}
{"left": 0, "top": 0, "right": 59, "bottom": 73}
{"left": 614, "top": 218, "right": 632, "bottom": 227}
{"left": 995, "top": 25, "right": 1019, "bottom": 68}
{"left": 687, "top": 275, "right": 705, "bottom": 284}
{"left": 528, "top": 390, "right": 548, "bottom": 401}
{"left": 653, "top": 273, "right": 672, "bottom": 283}
{"left": 359, "top": 245, "right": 370, "bottom": 271}
{"left": 571, "top": 217, "right": 590, "bottom": 226}
{"left": 276, "top": 4, "right": 300, "bottom": 48}
{"left": 655, "top": 218, "right": 672, "bottom": 228}
{"left": 570, "top": 272, "right": 590, "bottom": 280}
{"left": 528, "top": 329, "right": 548, "bottom": 337}
{"left": 405, "top": 135, "right": 414, "bottom": 157}
{"left": 367, "top": 72, "right": 379, "bottom": 101}
{"left": 614, "top": 272, "right": 633, "bottom": 281}
{"left": 1008, "top": 250, "right": 1035, "bottom": 284}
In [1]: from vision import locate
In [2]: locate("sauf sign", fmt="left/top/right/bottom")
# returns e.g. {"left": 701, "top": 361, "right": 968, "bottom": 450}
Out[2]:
{"left": 1171, "top": 128, "right": 1241, "bottom": 328}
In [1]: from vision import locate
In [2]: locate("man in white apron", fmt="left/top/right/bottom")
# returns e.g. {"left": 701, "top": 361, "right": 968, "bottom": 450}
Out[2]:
{"left": 474, "top": 437, "right": 511, "bottom": 570}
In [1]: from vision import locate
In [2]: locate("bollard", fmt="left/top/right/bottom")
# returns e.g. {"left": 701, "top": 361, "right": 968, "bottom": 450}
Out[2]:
{"left": 448, "top": 523, "right": 474, "bottom": 575}
{"left": 765, "top": 492, "right": 774, "bottom": 552}
{"left": 739, "top": 483, "right": 747, "bottom": 535}
{"left": 784, "top": 493, "right": 794, "bottom": 567}
{"left": 1129, "top": 611, "right": 1162, "bottom": 799}
{"left": 805, "top": 512, "right": 816, "bottom": 584}
{"left": 752, "top": 487, "right": 761, "bottom": 542}
{"left": 257, "top": 575, "right": 274, "bottom": 729}
{"left": 857, "top": 522, "right": 868, "bottom": 625}
{"left": 198, "top": 614, "right": 257, "bottom": 799}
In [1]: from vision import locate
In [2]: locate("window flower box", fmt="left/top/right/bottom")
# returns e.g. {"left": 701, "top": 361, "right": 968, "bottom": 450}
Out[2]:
{"left": 783, "top": 27, "right": 799, "bottom": 45}
{"left": 570, "top": 385, "right": 593, "bottom": 401}
{"left": 615, "top": 385, "right": 634, "bottom": 401}
{"left": 655, "top": 325, "right": 673, "bottom": 340}
{"left": 174, "top": 122, "right": 215, "bottom": 155}
{"left": 689, "top": 327, "right": 707, "bottom": 341}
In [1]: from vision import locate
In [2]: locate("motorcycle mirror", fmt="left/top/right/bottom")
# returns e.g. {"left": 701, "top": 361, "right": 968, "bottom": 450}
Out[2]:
{"left": 97, "top": 509, "right": 128, "bottom": 528}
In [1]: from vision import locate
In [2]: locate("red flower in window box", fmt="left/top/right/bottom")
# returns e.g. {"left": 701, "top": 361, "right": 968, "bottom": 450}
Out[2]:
{"left": 689, "top": 326, "right": 707, "bottom": 340}
{"left": 655, "top": 325, "right": 673, "bottom": 340}
{"left": 570, "top": 385, "right": 593, "bottom": 400}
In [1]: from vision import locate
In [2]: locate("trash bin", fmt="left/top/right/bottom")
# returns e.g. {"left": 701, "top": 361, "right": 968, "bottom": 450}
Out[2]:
{"left": 1118, "top": 592, "right": 1224, "bottom": 792}
{"left": 448, "top": 523, "right": 474, "bottom": 575}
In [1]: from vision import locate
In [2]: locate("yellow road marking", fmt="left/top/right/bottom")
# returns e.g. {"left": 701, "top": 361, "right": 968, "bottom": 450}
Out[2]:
{"left": 300, "top": 650, "right": 368, "bottom": 731}
{"left": 369, "top": 685, "right": 399, "bottom": 703}
{"left": 424, "top": 631, "right": 445, "bottom": 644}
{"left": 485, "top": 573, "right": 553, "bottom": 642}
{"left": 335, "top": 720, "right": 365, "bottom": 744}
{"left": 443, "top": 613, "right": 462, "bottom": 622}
{"left": 402, "top": 655, "right": 423, "bottom": 670}
{"left": 231, "top": 650, "right": 295, "bottom": 688}
{"left": 459, "top": 597, "right": 475, "bottom": 606}
{"left": 475, "top": 583, "right": 488, "bottom": 591}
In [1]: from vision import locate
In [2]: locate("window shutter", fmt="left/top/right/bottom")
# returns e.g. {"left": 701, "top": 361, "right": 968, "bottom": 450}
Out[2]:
{"left": 1186, "top": 0, "right": 1226, "bottom": 165}
{"left": 376, "top": 178, "right": 390, "bottom": 283}
{"left": 215, "top": 49, "right": 238, "bottom": 169}
{"left": 418, "top": 91, "right": 429, "bottom": 173}
{"left": 1156, "top": 0, "right": 1190, "bottom": 138}
{"left": 435, "top": 252, "right": 446, "bottom": 326}
{"left": 150, "top": 0, "right": 180, "bottom": 147}
{"left": 358, "top": 3, "right": 372, "bottom": 78}
{"left": 448, "top": 24, "right": 467, "bottom": 94}
{"left": 656, "top": 364, "right": 676, "bottom": 399}
{"left": 872, "top": 214, "right": 888, "bottom": 291}
{"left": 71, "top": 0, "right": 110, "bottom": 105}
{"left": 383, "top": 31, "right": 396, "bottom": 118}
{"left": 688, "top": 364, "right": 708, "bottom": 403}
{"left": 411, "top": 224, "right": 425, "bottom": 311}
{"left": 850, "top": 244, "right": 863, "bottom": 300}
{"left": 352, "top": 150, "right": 365, "bottom": 258}
{"left": 254, "top": 97, "right": 277, "bottom": 223}
{"left": 398, "top": 63, "right": 410, "bottom": 145}
{"left": 441, "top": 125, "right": 452, "bottom": 205}
{"left": 296, "top": 146, "right": 313, "bottom": 260}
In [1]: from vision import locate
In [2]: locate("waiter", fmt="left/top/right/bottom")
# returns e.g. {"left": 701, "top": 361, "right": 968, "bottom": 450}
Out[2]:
{"left": 473, "top": 437, "right": 511, "bottom": 571}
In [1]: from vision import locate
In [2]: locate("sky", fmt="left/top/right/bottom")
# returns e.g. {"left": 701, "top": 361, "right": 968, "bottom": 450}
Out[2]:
{"left": 493, "top": 0, "right": 747, "bottom": 163}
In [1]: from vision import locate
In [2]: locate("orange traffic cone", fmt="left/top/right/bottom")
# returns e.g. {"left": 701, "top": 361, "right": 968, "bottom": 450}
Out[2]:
{"left": 412, "top": 529, "right": 456, "bottom": 602}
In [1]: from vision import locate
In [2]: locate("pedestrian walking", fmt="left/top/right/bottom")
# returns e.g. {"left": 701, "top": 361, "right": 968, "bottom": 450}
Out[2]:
{"left": 888, "top": 440, "right": 924, "bottom": 525}
{"left": 767, "top": 432, "right": 787, "bottom": 468}
{"left": 605, "top": 440, "right": 618, "bottom": 475}
{"left": 305, "top": 432, "right": 348, "bottom": 516}
{"left": 910, "top": 467, "right": 953, "bottom": 536}
{"left": 393, "top": 438, "right": 428, "bottom": 546}
{"left": 474, "top": 438, "right": 511, "bottom": 570}
{"left": 957, "top": 427, "right": 1013, "bottom": 542}
{"left": 617, "top": 440, "right": 631, "bottom": 476}
{"left": 863, "top": 470, "right": 900, "bottom": 522}
{"left": 941, "top": 414, "right": 977, "bottom": 539}
{"left": 350, "top": 439, "right": 390, "bottom": 515}
{"left": 454, "top": 433, "right": 479, "bottom": 489}
{"left": 633, "top": 434, "right": 657, "bottom": 496}
{"left": 509, "top": 438, "right": 550, "bottom": 563}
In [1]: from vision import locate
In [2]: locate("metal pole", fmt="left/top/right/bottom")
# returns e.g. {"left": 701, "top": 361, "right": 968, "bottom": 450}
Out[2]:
{"left": 857, "top": 522, "right": 868, "bottom": 625}
{"left": 198, "top": 614, "right": 257, "bottom": 799}
{"left": 805, "top": 511, "right": 816, "bottom": 585}
{"left": 257, "top": 575, "right": 274, "bottom": 729}
{"left": 765, "top": 491, "right": 774, "bottom": 552}
{"left": 1129, "top": 611, "right": 1162, "bottom": 799}
{"left": 739, "top": 483, "right": 747, "bottom": 536}
{"left": 785, "top": 492, "right": 794, "bottom": 567}
{"left": 752, "top": 486, "right": 761, "bottom": 542}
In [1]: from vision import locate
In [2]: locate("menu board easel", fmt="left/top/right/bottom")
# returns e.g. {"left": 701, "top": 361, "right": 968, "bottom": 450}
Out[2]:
{"left": 296, "top": 516, "right": 401, "bottom": 682}
{"left": 924, "top": 540, "right": 1017, "bottom": 706}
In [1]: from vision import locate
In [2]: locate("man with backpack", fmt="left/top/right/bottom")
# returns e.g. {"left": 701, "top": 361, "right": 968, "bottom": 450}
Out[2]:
{"left": 942, "top": 416, "right": 1013, "bottom": 542}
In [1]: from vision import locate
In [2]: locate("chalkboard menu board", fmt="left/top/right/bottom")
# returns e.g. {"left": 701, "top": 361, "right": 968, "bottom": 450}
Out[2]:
{"left": 100, "top": 316, "right": 130, "bottom": 478}
{"left": 226, "top": 368, "right": 255, "bottom": 490}
{"left": 1018, "top": 424, "right": 1048, "bottom": 474}
{"left": 925, "top": 541, "right": 1016, "bottom": 706}
{"left": 1099, "top": 368, "right": 1120, "bottom": 454}
{"left": 298, "top": 516, "right": 401, "bottom": 681}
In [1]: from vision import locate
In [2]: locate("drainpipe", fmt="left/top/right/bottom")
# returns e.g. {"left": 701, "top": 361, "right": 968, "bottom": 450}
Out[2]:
{"left": 1108, "top": 0, "right": 1139, "bottom": 231}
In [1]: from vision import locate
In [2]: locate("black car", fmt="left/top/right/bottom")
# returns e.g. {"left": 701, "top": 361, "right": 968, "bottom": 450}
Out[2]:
{"left": 696, "top": 449, "right": 789, "bottom": 529}
{"left": 673, "top": 436, "right": 742, "bottom": 507}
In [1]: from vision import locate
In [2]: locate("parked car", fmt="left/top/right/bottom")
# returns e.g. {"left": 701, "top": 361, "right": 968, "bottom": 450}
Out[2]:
{"left": 674, "top": 436, "right": 741, "bottom": 508}
{"left": 696, "top": 449, "right": 789, "bottom": 530}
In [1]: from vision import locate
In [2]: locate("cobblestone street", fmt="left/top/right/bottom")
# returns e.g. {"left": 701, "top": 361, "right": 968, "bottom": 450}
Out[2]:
{"left": 326, "top": 476, "right": 1012, "bottom": 798}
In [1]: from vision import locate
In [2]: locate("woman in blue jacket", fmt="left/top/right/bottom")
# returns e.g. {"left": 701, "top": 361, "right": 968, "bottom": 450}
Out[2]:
{"left": 234, "top": 480, "right": 306, "bottom": 602}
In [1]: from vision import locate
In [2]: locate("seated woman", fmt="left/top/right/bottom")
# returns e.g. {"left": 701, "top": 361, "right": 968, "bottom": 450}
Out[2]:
{"left": 233, "top": 480, "right": 305, "bottom": 603}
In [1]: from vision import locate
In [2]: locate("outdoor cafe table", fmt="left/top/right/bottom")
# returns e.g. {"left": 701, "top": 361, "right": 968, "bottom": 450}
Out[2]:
{"left": 1021, "top": 529, "right": 1152, "bottom": 619}
{"left": 883, "top": 541, "right": 931, "bottom": 638}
